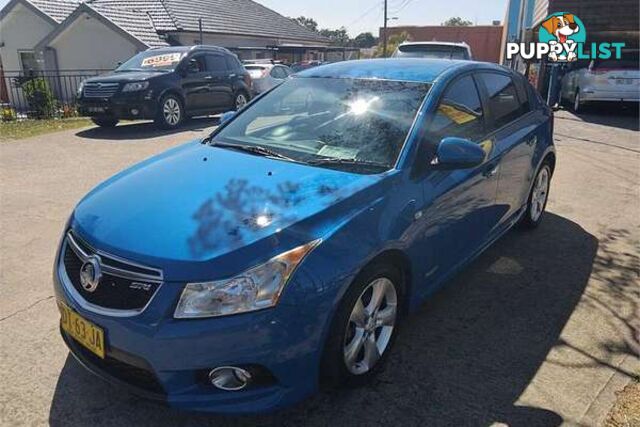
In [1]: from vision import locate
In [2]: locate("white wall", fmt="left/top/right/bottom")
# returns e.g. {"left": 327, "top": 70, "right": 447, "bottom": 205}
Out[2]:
{"left": 0, "top": 2, "right": 55, "bottom": 71}
{"left": 48, "top": 11, "right": 141, "bottom": 70}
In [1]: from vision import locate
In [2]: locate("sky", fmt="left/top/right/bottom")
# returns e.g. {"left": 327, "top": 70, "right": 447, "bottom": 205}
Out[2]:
{"left": 0, "top": 0, "right": 508, "bottom": 37}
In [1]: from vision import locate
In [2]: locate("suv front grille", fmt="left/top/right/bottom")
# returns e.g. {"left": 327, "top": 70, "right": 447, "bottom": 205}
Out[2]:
{"left": 83, "top": 82, "right": 119, "bottom": 98}
{"left": 60, "top": 232, "right": 162, "bottom": 314}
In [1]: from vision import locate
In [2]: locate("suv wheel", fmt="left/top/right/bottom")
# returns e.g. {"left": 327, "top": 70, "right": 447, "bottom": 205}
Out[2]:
{"left": 156, "top": 94, "right": 183, "bottom": 129}
{"left": 573, "top": 89, "right": 582, "bottom": 113}
{"left": 234, "top": 92, "right": 248, "bottom": 110}
{"left": 91, "top": 116, "right": 118, "bottom": 128}
{"left": 320, "top": 263, "right": 402, "bottom": 388}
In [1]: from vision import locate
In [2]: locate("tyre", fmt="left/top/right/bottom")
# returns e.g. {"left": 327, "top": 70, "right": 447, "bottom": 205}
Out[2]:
{"left": 91, "top": 116, "right": 118, "bottom": 128}
{"left": 520, "top": 162, "right": 552, "bottom": 229}
{"left": 155, "top": 94, "right": 183, "bottom": 129}
{"left": 573, "top": 89, "right": 583, "bottom": 113}
{"left": 320, "top": 262, "right": 403, "bottom": 388}
{"left": 233, "top": 91, "right": 248, "bottom": 111}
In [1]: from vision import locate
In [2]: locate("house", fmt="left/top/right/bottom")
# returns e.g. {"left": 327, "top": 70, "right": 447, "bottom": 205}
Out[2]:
{"left": 0, "top": 0, "right": 330, "bottom": 73}
{"left": 379, "top": 24, "right": 504, "bottom": 63}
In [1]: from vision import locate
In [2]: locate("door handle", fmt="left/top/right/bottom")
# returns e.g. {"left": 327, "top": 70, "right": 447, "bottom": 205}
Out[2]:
{"left": 204, "top": 75, "right": 213, "bottom": 80}
{"left": 228, "top": 73, "right": 236, "bottom": 78}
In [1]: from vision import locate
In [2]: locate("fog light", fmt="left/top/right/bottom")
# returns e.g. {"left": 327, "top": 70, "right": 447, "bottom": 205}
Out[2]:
{"left": 208, "top": 366, "right": 252, "bottom": 391}
{"left": 131, "top": 108, "right": 139, "bottom": 115}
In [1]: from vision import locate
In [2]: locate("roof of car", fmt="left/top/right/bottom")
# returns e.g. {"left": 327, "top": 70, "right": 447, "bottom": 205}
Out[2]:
{"left": 399, "top": 41, "right": 470, "bottom": 47}
{"left": 296, "top": 58, "right": 506, "bottom": 83}
{"left": 147, "top": 45, "right": 232, "bottom": 54}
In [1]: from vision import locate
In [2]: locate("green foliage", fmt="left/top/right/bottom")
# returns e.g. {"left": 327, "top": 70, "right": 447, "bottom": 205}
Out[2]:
{"left": 1, "top": 105, "right": 17, "bottom": 122}
{"left": 291, "top": 16, "right": 319, "bottom": 32}
{"left": 319, "top": 27, "right": 351, "bottom": 46}
{"left": 353, "top": 32, "right": 377, "bottom": 48}
{"left": 441, "top": 17, "right": 473, "bottom": 26}
{"left": 374, "top": 32, "right": 410, "bottom": 57}
{"left": 20, "top": 77, "right": 57, "bottom": 119}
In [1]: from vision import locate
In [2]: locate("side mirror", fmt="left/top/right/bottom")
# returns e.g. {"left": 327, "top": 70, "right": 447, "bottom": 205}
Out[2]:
{"left": 219, "top": 111, "right": 236, "bottom": 124}
{"left": 432, "top": 137, "right": 485, "bottom": 169}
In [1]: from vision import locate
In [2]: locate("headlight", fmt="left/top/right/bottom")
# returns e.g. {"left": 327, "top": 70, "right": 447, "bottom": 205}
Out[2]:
{"left": 174, "top": 239, "right": 321, "bottom": 318}
{"left": 76, "top": 81, "right": 84, "bottom": 97}
{"left": 122, "top": 81, "right": 149, "bottom": 92}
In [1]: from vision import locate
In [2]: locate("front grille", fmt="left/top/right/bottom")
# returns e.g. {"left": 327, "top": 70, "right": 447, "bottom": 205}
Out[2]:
{"left": 61, "top": 232, "right": 162, "bottom": 313}
{"left": 83, "top": 82, "right": 119, "bottom": 98}
{"left": 62, "top": 329, "right": 165, "bottom": 396}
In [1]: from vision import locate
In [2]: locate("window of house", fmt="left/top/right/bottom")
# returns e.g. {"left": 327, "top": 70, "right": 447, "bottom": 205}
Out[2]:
{"left": 19, "top": 51, "right": 39, "bottom": 73}
{"left": 477, "top": 73, "right": 523, "bottom": 131}
{"left": 427, "top": 75, "right": 485, "bottom": 143}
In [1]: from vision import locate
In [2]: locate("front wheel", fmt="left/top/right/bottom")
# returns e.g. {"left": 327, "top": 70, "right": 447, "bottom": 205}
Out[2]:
{"left": 320, "top": 263, "right": 402, "bottom": 387}
{"left": 573, "top": 90, "right": 583, "bottom": 113}
{"left": 155, "top": 94, "right": 183, "bottom": 129}
{"left": 520, "top": 162, "right": 552, "bottom": 229}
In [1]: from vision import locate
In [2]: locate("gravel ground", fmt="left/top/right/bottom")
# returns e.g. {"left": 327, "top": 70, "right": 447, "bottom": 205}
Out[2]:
{"left": 0, "top": 108, "right": 638, "bottom": 426}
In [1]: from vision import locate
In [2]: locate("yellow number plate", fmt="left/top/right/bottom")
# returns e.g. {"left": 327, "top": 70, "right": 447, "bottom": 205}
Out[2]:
{"left": 59, "top": 302, "right": 105, "bottom": 359}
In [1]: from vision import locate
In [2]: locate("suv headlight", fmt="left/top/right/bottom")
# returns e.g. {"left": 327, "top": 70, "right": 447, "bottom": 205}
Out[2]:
{"left": 174, "top": 239, "right": 321, "bottom": 318}
{"left": 122, "top": 81, "right": 149, "bottom": 92}
{"left": 76, "top": 81, "right": 84, "bottom": 97}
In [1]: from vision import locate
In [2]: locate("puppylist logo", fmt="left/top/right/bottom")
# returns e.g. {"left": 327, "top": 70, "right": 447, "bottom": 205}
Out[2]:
{"left": 507, "top": 12, "right": 625, "bottom": 62}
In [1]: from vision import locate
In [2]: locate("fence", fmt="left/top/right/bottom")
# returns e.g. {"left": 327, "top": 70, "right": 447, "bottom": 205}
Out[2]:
{"left": 1, "top": 69, "right": 111, "bottom": 119}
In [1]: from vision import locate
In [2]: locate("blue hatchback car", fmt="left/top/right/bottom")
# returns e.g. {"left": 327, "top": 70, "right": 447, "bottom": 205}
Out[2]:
{"left": 54, "top": 59, "right": 555, "bottom": 414}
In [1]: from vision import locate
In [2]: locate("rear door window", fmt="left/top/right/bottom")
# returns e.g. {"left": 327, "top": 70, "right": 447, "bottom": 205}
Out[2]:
{"left": 205, "top": 54, "right": 227, "bottom": 73}
{"left": 477, "top": 73, "right": 523, "bottom": 131}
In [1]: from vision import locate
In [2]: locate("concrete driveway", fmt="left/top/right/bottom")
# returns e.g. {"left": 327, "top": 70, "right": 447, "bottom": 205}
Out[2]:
{"left": 0, "top": 110, "right": 638, "bottom": 426}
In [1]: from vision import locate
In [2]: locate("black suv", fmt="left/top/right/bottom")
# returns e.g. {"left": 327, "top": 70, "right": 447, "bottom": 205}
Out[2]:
{"left": 77, "top": 46, "right": 252, "bottom": 129}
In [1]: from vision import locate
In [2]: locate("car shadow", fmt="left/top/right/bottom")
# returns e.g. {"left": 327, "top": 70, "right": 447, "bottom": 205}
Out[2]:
{"left": 49, "top": 212, "right": 598, "bottom": 426}
{"left": 559, "top": 103, "right": 639, "bottom": 132}
{"left": 75, "top": 116, "right": 220, "bottom": 141}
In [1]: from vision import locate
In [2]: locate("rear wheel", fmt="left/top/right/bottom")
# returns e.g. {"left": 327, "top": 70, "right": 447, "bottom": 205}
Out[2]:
{"left": 520, "top": 162, "right": 552, "bottom": 229}
{"left": 320, "top": 263, "right": 402, "bottom": 387}
{"left": 155, "top": 94, "right": 183, "bottom": 129}
{"left": 91, "top": 116, "right": 118, "bottom": 128}
{"left": 233, "top": 92, "right": 248, "bottom": 111}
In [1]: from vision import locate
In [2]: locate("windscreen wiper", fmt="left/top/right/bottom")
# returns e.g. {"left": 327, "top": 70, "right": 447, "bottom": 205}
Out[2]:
{"left": 210, "top": 141, "right": 297, "bottom": 162}
{"left": 307, "top": 157, "right": 390, "bottom": 170}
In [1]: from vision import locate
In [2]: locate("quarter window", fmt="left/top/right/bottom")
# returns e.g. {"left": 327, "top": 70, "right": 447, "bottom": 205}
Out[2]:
{"left": 477, "top": 73, "right": 523, "bottom": 131}
{"left": 428, "top": 75, "right": 485, "bottom": 142}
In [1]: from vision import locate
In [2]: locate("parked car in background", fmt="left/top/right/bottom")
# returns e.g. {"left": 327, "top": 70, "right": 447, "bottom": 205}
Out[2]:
{"left": 560, "top": 51, "right": 640, "bottom": 112}
{"left": 56, "top": 59, "right": 554, "bottom": 414}
{"left": 290, "top": 60, "right": 325, "bottom": 73}
{"left": 392, "top": 41, "right": 473, "bottom": 60}
{"left": 243, "top": 61, "right": 292, "bottom": 94}
{"left": 77, "top": 45, "right": 252, "bottom": 129}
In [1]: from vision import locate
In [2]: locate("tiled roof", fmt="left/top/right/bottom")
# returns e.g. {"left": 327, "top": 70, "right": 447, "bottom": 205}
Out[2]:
{"left": 161, "top": 0, "right": 329, "bottom": 43}
{"left": 89, "top": 0, "right": 176, "bottom": 31}
{"left": 27, "top": 0, "right": 81, "bottom": 23}
{"left": 87, "top": 3, "right": 170, "bottom": 46}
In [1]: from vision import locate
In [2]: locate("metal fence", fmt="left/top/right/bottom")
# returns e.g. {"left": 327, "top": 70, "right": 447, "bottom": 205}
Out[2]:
{"left": 1, "top": 69, "right": 111, "bottom": 119}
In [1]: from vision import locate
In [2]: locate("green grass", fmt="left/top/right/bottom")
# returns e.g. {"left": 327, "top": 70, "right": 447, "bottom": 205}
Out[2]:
{"left": 0, "top": 117, "right": 93, "bottom": 141}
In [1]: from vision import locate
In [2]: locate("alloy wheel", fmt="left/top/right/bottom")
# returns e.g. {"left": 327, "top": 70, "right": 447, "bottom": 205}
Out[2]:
{"left": 235, "top": 93, "right": 247, "bottom": 110}
{"left": 530, "top": 167, "right": 550, "bottom": 222}
{"left": 343, "top": 277, "right": 397, "bottom": 375}
{"left": 163, "top": 98, "right": 181, "bottom": 126}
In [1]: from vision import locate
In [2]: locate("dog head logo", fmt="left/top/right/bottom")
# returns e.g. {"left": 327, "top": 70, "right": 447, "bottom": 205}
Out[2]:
{"left": 538, "top": 12, "right": 586, "bottom": 62}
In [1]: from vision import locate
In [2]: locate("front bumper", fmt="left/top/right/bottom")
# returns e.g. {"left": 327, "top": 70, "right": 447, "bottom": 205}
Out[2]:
{"left": 53, "top": 265, "right": 325, "bottom": 414}
{"left": 77, "top": 93, "right": 157, "bottom": 120}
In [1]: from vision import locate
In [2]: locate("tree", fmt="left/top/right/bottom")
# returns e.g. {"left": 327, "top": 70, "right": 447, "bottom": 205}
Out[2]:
{"left": 291, "top": 16, "right": 319, "bottom": 32}
{"left": 374, "top": 31, "right": 410, "bottom": 57}
{"left": 353, "top": 32, "right": 377, "bottom": 48}
{"left": 441, "top": 17, "right": 473, "bottom": 26}
{"left": 319, "top": 27, "right": 351, "bottom": 46}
